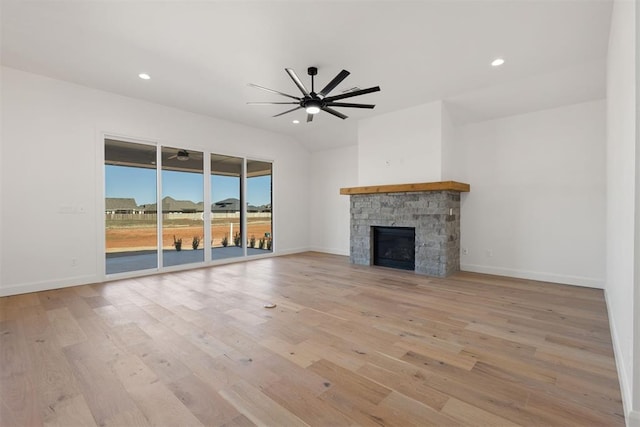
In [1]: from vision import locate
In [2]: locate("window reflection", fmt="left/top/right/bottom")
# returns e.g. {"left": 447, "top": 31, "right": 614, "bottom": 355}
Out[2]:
{"left": 105, "top": 139, "right": 158, "bottom": 274}
{"left": 211, "top": 154, "right": 243, "bottom": 260}
{"left": 247, "top": 160, "right": 273, "bottom": 253}
{"left": 161, "top": 147, "right": 204, "bottom": 267}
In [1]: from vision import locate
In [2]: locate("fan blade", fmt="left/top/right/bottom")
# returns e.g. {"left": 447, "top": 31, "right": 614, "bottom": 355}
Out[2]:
{"left": 247, "top": 102, "right": 300, "bottom": 105}
{"left": 325, "top": 102, "right": 375, "bottom": 109}
{"left": 168, "top": 154, "right": 177, "bottom": 160}
{"left": 285, "top": 68, "right": 310, "bottom": 96}
{"left": 273, "top": 106, "right": 302, "bottom": 117}
{"left": 318, "top": 69, "right": 350, "bottom": 97}
{"left": 248, "top": 83, "right": 300, "bottom": 100}
{"left": 324, "top": 86, "right": 381, "bottom": 102}
{"left": 307, "top": 113, "right": 314, "bottom": 123}
{"left": 322, "top": 107, "right": 348, "bottom": 120}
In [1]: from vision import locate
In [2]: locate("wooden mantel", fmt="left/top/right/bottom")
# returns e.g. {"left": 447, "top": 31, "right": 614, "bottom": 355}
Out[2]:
{"left": 340, "top": 181, "right": 470, "bottom": 195}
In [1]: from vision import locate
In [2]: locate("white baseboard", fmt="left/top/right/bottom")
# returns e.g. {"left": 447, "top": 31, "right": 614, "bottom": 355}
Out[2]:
{"left": 0, "top": 274, "right": 98, "bottom": 297}
{"left": 0, "top": 249, "right": 313, "bottom": 297}
{"left": 460, "top": 263, "right": 604, "bottom": 289}
{"left": 309, "top": 246, "right": 349, "bottom": 256}
{"left": 604, "top": 289, "right": 635, "bottom": 426}
{"left": 276, "top": 247, "right": 310, "bottom": 256}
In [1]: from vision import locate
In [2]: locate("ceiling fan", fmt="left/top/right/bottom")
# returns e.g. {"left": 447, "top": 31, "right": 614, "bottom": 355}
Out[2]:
{"left": 168, "top": 150, "right": 189, "bottom": 161}
{"left": 248, "top": 67, "right": 380, "bottom": 122}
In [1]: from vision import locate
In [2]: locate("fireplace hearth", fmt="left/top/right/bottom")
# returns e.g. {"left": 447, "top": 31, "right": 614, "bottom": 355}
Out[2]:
{"left": 373, "top": 227, "right": 416, "bottom": 270}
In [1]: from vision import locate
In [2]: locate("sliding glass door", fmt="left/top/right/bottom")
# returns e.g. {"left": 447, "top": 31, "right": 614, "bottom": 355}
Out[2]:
{"left": 161, "top": 147, "right": 204, "bottom": 267}
{"left": 211, "top": 154, "right": 243, "bottom": 260}
{"left": 105, "top": 139, "right": 273, "bottom": 276}
{"left": 247, "top": 160, "right": 273, "bottom": 253}
{"left": 105, "top": 139, "right": 158, "bottom": 274}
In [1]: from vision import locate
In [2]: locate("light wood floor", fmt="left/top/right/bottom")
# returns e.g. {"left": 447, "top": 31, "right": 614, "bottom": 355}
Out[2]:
{"left": 0, "top": 252, "right": 625, "bottom": 426}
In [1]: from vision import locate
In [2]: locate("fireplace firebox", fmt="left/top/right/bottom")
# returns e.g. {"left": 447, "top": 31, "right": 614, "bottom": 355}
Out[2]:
{"left": 372, "top": 226, "right": 416, "bottom": 271}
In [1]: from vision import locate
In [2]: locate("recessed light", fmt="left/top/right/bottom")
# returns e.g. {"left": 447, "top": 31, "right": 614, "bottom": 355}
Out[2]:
{"left": 491, "top": 58, "right": 505, "bottom": 67}
{"left": 138, "top": 73, "right": 151, "bottom": 80}
{"left": 292, "top": 120, "right": 300, "bottom": 124}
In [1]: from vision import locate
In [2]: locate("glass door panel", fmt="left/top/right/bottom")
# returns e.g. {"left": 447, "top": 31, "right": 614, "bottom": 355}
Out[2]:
{"left": 105, "top": 139, "right": 158, "bottom": 274}
{"left": 161, "top": 147, "right": 204, "bottom": 267}
{"left": 211, "top": 154, "right": 243, "bottom": 260}
{"left": 246, "top": 160, "right": 273, "bottom": 254}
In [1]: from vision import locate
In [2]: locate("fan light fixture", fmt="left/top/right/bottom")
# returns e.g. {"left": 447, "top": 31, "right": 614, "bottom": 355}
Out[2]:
{"left": 491, "top": 58, "right": 505, "bottom": 67}
{"left": 305, "top": 100, "right": 321, "bottom": 114}
{"left": 176, "top": 150, "right": 189, "bottom": 161}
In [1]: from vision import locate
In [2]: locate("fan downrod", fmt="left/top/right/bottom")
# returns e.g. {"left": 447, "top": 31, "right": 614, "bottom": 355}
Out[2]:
{"left": 308, "top": 67, "right": 318, "bottom": 93}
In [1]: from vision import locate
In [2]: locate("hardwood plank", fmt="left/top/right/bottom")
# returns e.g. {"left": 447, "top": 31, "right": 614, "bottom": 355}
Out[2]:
{"left": 225, "top": 308, "right": 268, "bottom": 326}
{"left": 262, "top": 378, "right": 355, "bottom": 426}
{"left": 525, "top": 390, "right": 626, "bottom": 426}
{"left": 129, "top": 340, "right": 193, "bottom": 384}
{"left": 299, "top": 334, "right": 369, "bottom": 371}
{"left": 0, "top": 320, "right": 43, "bottom": 427}
{"left": 374, "top": 391, "right": 462, "bottom": 426}
{"left": 356, "top": 362, "right": 450, "bottom": 411}
{"left": 259, "top": 336, "right": 321, "bottom": 368}
{"left": 93, "top": 305, "right": 131, "bottom": 327}
{"left": 394, "top": 339, "right": 477, "bottom": 371}
{"left": 0, "top": 398, "right": 25, "bottom": 427}
{"left": 219, "top": 380, "right": 309, "bottom": 427}
{"left": 72, "top": 284, "right": 101, "bottom": 298}
{"left": 167, "top": 374, "right": 241, "bottom": 427}
{"left": 111, "top": 354, "right": 159, "bottom": 389}
{"left": 316, "top": 384, "right": 387, "bottom": 426}
{"left": 24, "top": 327, "right": 82, "bottom": 421}
{"left": 0, "top": 252, "right": 625, "bottom": 426}
{"left": 101, "top": 408, "right": 151, "bottom": 427}
{"left": 126, "top": 382, "right": 204, "bottom": 427}
{"left": 64, "top": 342, "right": 145, "bottom": 426}
{"left": 219, "top": 414, "right": 256, "bottom": 427}
{"left": 460, "top": 348, "right": 557, "bottom": 384}
{"left": 261, "top": 353, "right": 333, "bottom": 396}
{"left": 307, "top": 359, "right": 392, "bottom": 405}
{"left": 441, "top": 397, "right": 519, "bottom": 426}
{"left": 46, "top": 307, "right": 88, "bottom": 347}
{"left": 43, "top": 394, "right": 97, "bottom": 427}
{"left": 212, "top": 351, "right": 282, "bottom": 389}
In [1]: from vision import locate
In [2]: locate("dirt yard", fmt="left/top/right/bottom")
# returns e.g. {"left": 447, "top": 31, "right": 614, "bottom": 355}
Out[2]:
{"left": 106, "top": 220, "right": 271, "bottom": 252}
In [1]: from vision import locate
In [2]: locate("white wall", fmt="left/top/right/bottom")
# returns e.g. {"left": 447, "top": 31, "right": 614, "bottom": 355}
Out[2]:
{"left": 0, "top": 66, "right": 3, "bottom": 289}
{"left": 309, "top": 145, "right": 358, "bottom": 255}
{"left": 455, "top": 100, "right": 606, "bottom": 288}
{"left": 357, "top": 101, "right": 443, "bottom": 186}
{"left": 0, "top": 67, "right": 310, "bottom": 296}
{"left": 440, "top": 103, "right": 458, "bottom": 181}
{"left": 606, "top": 0, "right": 639, "bottom": 423}
{"left": 636, "top": 1, "right": 640, "bottom": 420}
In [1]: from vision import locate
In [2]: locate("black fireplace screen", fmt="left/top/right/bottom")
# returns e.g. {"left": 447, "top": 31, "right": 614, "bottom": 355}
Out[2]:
{"left": 372, "top": 226, "right": 416, "bottom": 271}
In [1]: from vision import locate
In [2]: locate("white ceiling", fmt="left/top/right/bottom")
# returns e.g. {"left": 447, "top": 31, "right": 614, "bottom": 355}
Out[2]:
{"left": 1, "top": 0, "right": 612, "bottom": 151}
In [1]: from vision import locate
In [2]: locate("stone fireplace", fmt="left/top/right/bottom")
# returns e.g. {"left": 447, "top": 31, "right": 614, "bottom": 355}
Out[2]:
{"left": 340, "top": 181, "right": 470, "bottom": 277}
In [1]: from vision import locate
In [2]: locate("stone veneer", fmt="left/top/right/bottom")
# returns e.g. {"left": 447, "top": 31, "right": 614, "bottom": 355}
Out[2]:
{"left": 349, "top": 191, "right": 461, "bottom": 277}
